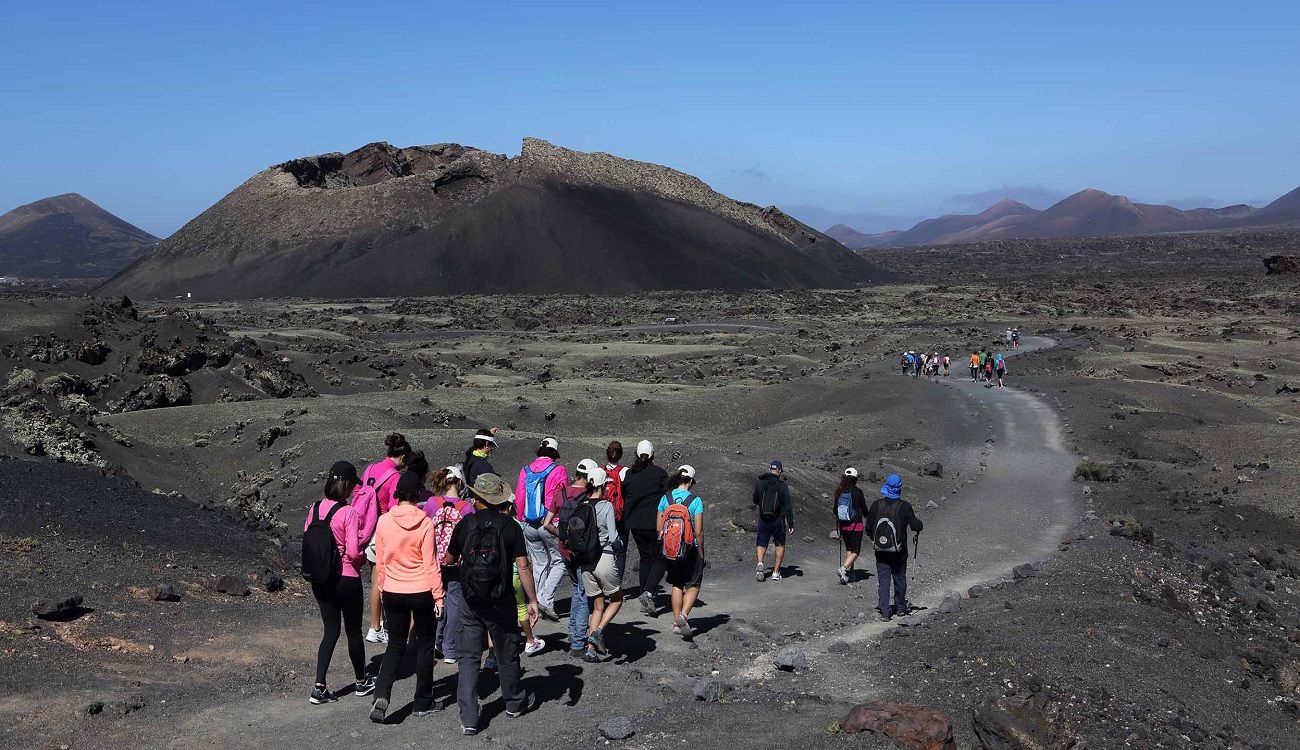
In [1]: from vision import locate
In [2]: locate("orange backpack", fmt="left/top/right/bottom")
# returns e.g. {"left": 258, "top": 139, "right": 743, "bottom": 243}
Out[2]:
{"left": 659, "top": 496, "right": 697, "bottom": 561}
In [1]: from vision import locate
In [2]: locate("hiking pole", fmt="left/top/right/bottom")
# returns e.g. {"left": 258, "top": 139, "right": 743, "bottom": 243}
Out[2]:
{"left": 913, "top": 531, "right": 920, "bottom": 560}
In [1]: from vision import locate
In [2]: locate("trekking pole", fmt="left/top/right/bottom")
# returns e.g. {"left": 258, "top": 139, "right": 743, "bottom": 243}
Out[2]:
{"left": 913, "top": 531, "right": 920, "bottom": 560}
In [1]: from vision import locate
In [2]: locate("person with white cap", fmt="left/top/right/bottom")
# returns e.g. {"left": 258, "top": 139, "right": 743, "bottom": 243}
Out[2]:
{"left": 444, "top": 472, "right": 538, "bottom": 734}
{"left": 832, "top": 467, "right": 869, "bottom": 584}
{"left": 557, "top": 458, "right": 599, "bottom": 658}
{"left": 657, "top": 464, "right": 705, "bottom": 640}
{"left": 462, "top": 428, "right": 499, "bottom": 494}
{"left": 621, "top": 439, "right": 670, "bottom": 616}
{"left": 515, "top": 437, "right": 569, "bottom": 620}
{"left": 425, "top": 466, "right": 475, "bottom": 663}
{"left": 577, "top": 465, "right": 624, "bottom": 660}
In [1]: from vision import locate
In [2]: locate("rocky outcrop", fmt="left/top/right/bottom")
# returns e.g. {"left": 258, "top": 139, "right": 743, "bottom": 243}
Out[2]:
{"left": 838, "top": 702, "right": 956, "bottom": 750}
{"left": 1264, "top": 255, "right": 1300, "bottom": 275}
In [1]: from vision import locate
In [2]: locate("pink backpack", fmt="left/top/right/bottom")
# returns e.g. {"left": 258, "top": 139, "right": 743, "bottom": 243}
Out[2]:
{"left": 429, "top": 499, "right": 472, "bottom": 559}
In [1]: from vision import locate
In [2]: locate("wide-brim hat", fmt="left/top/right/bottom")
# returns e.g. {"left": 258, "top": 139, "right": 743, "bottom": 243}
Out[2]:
{"left": 470, "top": 472, "right": 515, "bottom": 507}
{"left": 880, "top": 473, "right": 903, "bottom": 500}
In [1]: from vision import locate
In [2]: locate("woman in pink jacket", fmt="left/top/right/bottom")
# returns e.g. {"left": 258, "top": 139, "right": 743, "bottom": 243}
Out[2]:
{"left": 305, "top": 461, "right": 373, "bottom": 705}
{"left": 515, "top": 437, "right": 570, "bottom": 621}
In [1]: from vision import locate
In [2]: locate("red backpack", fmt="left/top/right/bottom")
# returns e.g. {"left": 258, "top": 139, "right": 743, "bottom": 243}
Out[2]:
{"left": 659, "top": 495, "right": 697, "bottom": 561}
{"left": 604, "top": 464, "right": 626, "bottom": 523}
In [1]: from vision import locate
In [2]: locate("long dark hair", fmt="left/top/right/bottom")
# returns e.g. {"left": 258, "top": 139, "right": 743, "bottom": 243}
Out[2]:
{"left": 834, "top": 474, "right": 858, "bottom": 497}
{"left": 407, "top": 450, "right": 429, "bottom": 478}
{"left": 606, "top": 441, "right": 624, "bottom": 464}
{"left": 385, "top": 432, "right": 413, "bottom": 459}
{"left": 670, "top": 469, "right": 694, "bottom": 487}
{"left": 632, "top": 453, "right": 654, "bottom": 472}
{"left": 536, "top": 444, "right": 560, "bottom": 460}
{"left": 431, "top": 468, "right": 461, "bottom": 497}
{"left": 325, "top": 476, "right": 358, "bottom": 502}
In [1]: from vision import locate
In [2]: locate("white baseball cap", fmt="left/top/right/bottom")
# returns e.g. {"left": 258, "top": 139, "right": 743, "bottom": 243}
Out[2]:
{"left": 843, "top": 467, "right": 859, "bottom": 478}
{"left": 636, "top": 439, "right": 654, "bottom": 457}
{"left": 541, "top": 437, "right": 559, "bottom": 451}
{"left": 446, "top": 465, "right": 466, "bottom": 483}
{"left": 676, "top": 464, "right": 696, "bottom": 480}
{"left": 587, "top": 466, "right": 610, "bottom": 486}
{"left": 575, "top": 458, "right": 599, "bottom": 477}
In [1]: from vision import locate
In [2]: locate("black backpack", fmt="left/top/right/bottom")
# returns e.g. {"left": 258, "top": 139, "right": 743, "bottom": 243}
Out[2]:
{"left": 462, "top": 515, "right": 507, "bottom": 604}
{"left": 873, "top": 500, "right": 905, "bottom": 553}
{"left": 564, "top": 501, "right": 602, "bottom": 566}
{"left": 302, "top": 501, "right": 343, "bottom": 586}
{"left": 758, "top": 479, "right": 781, "bottom": 520}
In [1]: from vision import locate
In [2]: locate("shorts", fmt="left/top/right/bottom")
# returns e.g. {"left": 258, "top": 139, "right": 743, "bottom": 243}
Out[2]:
{"left": 755, "top": 517, "right": 787, "bottom": 547}
{"left": 840, "top": 529, "right": 863, "bottom": 555}
{"left": 365, "top": 540, "right": 377, "bottom": 564}
{"left": 513, "top": 570, "right": 527, "bottom": 623}
{"left": 665, "top": 548, "right": 704, "bottom": 589}
{"left": 581, "top": 552, "right": 623, "bottom": 597}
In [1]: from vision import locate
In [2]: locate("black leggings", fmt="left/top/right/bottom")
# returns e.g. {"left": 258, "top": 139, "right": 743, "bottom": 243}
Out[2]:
{"left": 375, "top": 590, "right": 438, "bottom": 710}
{"left": 632, "top": 528, "right": 666, "bottom": 597}
{"left": 314, "top": 575, "right": 366, "bottom": 685}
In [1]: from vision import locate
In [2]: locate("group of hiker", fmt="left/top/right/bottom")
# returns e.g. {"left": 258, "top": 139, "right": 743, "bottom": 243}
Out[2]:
{"left": 968, "top": 349, "right": 1008, "bottom": 387}
{"left": 301, "top": 430, "right": 925, "bottom": 734}
{"left": 900, "top": 350, "right": 950, "bottom": 377}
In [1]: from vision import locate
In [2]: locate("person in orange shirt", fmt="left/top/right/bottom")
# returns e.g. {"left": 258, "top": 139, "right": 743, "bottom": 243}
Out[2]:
{"left": 968, "top": 352, "right": 980, "bottom": 381}
{"left": 370, "top": 470, "right": 445, "bottom": 723}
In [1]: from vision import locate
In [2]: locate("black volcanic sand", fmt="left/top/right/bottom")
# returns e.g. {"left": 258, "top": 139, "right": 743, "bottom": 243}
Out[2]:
{"left": 2, "top": 264, "right": 1298, "bottom": 749}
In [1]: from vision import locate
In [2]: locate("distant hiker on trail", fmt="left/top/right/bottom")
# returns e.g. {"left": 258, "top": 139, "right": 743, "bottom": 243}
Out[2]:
{"left": 984, "top": 356, "right": 995, "bottom": 383}
{"left": 369, "top": 470, "right": 445, "bottom": 723}
{"left": 360, "top": 432, "right": 414, "bottom": 644}
{"left": 622, "top": 440, "right": 670, "bottom": 617}
{"left": 753, "top": 459, "right": 793, "bottom": 582}
{"left": 942, "top": 354, "right": 951, "bottom": 377}
{"left": 444, "top": 473, "right": 539, "bottom": 735}
{"left": 515, "top": 437, "right": 569, "bottom": 621}
{"left": 929, "top": 352, "right": 941, "bottom": 377}
{"left": 969, "top": 351, "right": 980, "bottom": 381}
{"left": 575, "top": 466, "right": 624, "bottom": 662}
{"left": 899, "top": 352, "right": 910, "bottom": 376}
{"left": 462, "top": 428, "right": 499, "bottom": 494}
{"left": 1006, "top": 328, "right": 1014, "bottom": 347}
{"left": 833, "top": 467, "right": 869, "bottom": 585}
{"left": 658, "top": 465, "right": 705, "bottom": 640}
{"left": 559, "top": 459, "right": 599, "bottom": 658}
{"left": 302, "top": 461, "right": 372, "bottom": 705}
{"left": 977, "top": 350, "right": 989, "bottom": 382}
{"left": 603, "top": 440, "right": 630, "bottom": 575}
{"left": 425, "top": 466, "right": 474, "bottom": 664}
{"left": 1012, "top": 328, "right": 1021, "bottom": 349}
{"left": 994, "top": 352, "right": 1007, "bottom": 388}
{"left": 868, "top": 473, "right": 924, "bottom": 622}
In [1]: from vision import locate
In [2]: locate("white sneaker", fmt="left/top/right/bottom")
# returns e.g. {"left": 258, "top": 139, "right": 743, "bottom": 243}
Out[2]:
{"left": 770, "top": 571, "right": 782, "bottom": 581}
{"left": 366, "top": 627, "right": 388, "bottom": 644}
{"left": 442, "top": 657, "right": 457, "bottom": 664}
{"left": 836, "top": 566, "right": 850, "bottom": 585}
{"left": 523, "top": 639, "right": 546, "bottom": 657}
{"left": 755, "top": 565, "right": 766, "bottom": 582}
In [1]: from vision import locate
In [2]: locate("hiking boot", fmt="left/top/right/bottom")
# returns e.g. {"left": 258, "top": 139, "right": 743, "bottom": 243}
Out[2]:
{"left": 524, "top": 638, "right": 546, "bottom": 657}
{"left": 462, "top": 726, "right": 478, "bottom": 736}
{"left": 836, "top": 566, "right": 850, "bottom": 585}
{"left": 506, "top": 693, "right": 537, "bottom": 718}
{"left": 581, "top": 648, "right": 602, "bottom": 663}
{"left": 676, "top": 614, "right": 693, "bottom": 641}
{"left": 755, "top": 564, "right": 766, "bottom": 582}
{"left": 353, "top": 676, "right": 376, "bottom": 697}
{"left": 539, "top": 605, "right": 560, "bottom": 622}
{"left": 309, "top": 684, "right": 336, "bottom": 705}
{"left": 412, "top": 701, "right": 443, "bottom": 716}
{"left": 770, "top": 570, "right": 782, "bottom": 582}
{"left": 638, "top": 591, "right": 657, "bottom": 616}
{"left": 568, "top": 648, "right": 587, "bottom": 660}
{"left": 366, "top": 627, "right": 388, "bottom": 644}
{"left": 369, "top": 697, "right": 389, "bottom": 723}
{"left": 589, "top": 629, "right": 608, "bottom": 655}
{"left": 442, "top": 657, "right": 457, "bottom": 664}
{"left": 877, "top": 612, "right": 892, "bottom": 623}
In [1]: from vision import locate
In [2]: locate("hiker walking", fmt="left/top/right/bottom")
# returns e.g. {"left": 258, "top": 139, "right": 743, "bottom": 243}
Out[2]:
{"left": 567, "top": 466, "right": 624, "bottom": 662}
{"left": 659, "top": 465, "right": 705, "bottom": 640}
{"left": 359, "top": 433, "right": 414, "bottom": 644}
{"left": 603, "top": 441, "right": 630, "bottom": 576}
{"left": 622, "top": 440, "right": 670, "bottom": 617}
{"left": 515, "top": 437, "right": 569, "bottom": 621}
{"left": 833, "top": 467, "right": 869, "bottom": 585}
{"left": 968, "top": 351, "right": 980, "bottom": 381}
{"left": 558, "top": 459, "right": 599, "bottom": 658}
{"left": 753, "top": 459, "right": 793, "bottom": 582}
{"left": 462, "top": 428, "right": 499, "bottom": 494}
{"left": 994, "top": 352, "right": 1007, "bottom": 388}
{"left": 425, "top": 466, "right": 474, "bottom": 664}
{"left": 868, "top": 474, "right": 924, "bottom": 622}
{"left": 445, "top": 473, "right": 539, "bottom": 735}
{"left": 942, "top": 354, "right": 951, "bottom": 377}
{"left": 303, "top": 461, "right": 373, "bottom": 705}
{"left": 369, "top": 470, "right": 445, "bottom": 723}
{"left": 1011, "top": 328, "right": 1021, "bottom": 349}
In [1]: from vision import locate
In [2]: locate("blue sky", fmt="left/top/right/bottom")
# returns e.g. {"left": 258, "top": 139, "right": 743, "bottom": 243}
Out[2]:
{"left": 3, "top": 1, "right": 1297, "bottom": 235}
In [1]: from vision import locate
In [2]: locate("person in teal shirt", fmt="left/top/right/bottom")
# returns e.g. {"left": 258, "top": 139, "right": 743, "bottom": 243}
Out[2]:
{"left": 656, "top": 465, "right": 705, "bottom": 640}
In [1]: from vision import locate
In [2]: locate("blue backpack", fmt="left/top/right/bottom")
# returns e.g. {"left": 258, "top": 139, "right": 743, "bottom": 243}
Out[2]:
{"left": 522, "top": 463, "right": 559, "bottom": 522}
{"left": 836, "top": 491, "right": 859, "bottom": 523}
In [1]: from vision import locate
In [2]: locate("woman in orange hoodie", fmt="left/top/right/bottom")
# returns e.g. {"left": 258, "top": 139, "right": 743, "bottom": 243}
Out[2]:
{"left": 370, "top": 470, "right": 445, "bottom": 723}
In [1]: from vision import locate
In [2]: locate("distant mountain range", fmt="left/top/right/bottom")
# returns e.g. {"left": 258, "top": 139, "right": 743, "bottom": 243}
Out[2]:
{"left": 0, "top": 194, "right": 158, "bottom": 278}
{"left": 829, "top": 187, "right": 1300, "bottom": 248}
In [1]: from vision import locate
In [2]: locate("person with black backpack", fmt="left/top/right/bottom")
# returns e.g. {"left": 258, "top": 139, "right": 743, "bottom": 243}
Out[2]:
{"left": 302, "top": 461, "right": 373, "bottom": 705}
{"left": 444, "top": 472, "right": 538, "bottom": 736}
{"left": 832, "top": 468, "right": 869, "bottom": 585}
{"left": 867, "top": 473, "right": 924, "bottom": 622}
{"left": 753, "top": 459, "right": 793, "bottom": 582}
{"left": 574, "top": 466, "right": 624, "bottom": 661}
{"left": 558, "top": 459, "right": 598, "bottom": 659}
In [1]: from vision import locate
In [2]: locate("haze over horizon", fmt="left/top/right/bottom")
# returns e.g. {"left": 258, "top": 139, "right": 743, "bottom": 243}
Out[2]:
{"left": 3, "top": 0, "right": 1297, "bottom": 237}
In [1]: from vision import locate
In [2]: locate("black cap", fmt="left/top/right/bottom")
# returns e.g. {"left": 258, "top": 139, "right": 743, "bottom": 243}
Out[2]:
{"left": 329, "top": 461, "right": 358, "bottom": 481}
{"left": 396, "top": 470, "right": 425, "bottom": 498}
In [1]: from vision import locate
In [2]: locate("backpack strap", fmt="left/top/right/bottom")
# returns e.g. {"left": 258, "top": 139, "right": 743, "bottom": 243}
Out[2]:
{"left": 322, "top": 501, "right": 343, "bottom": 525}
{"left": 312, "top": 500, "right": 324, "bottom": 523}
